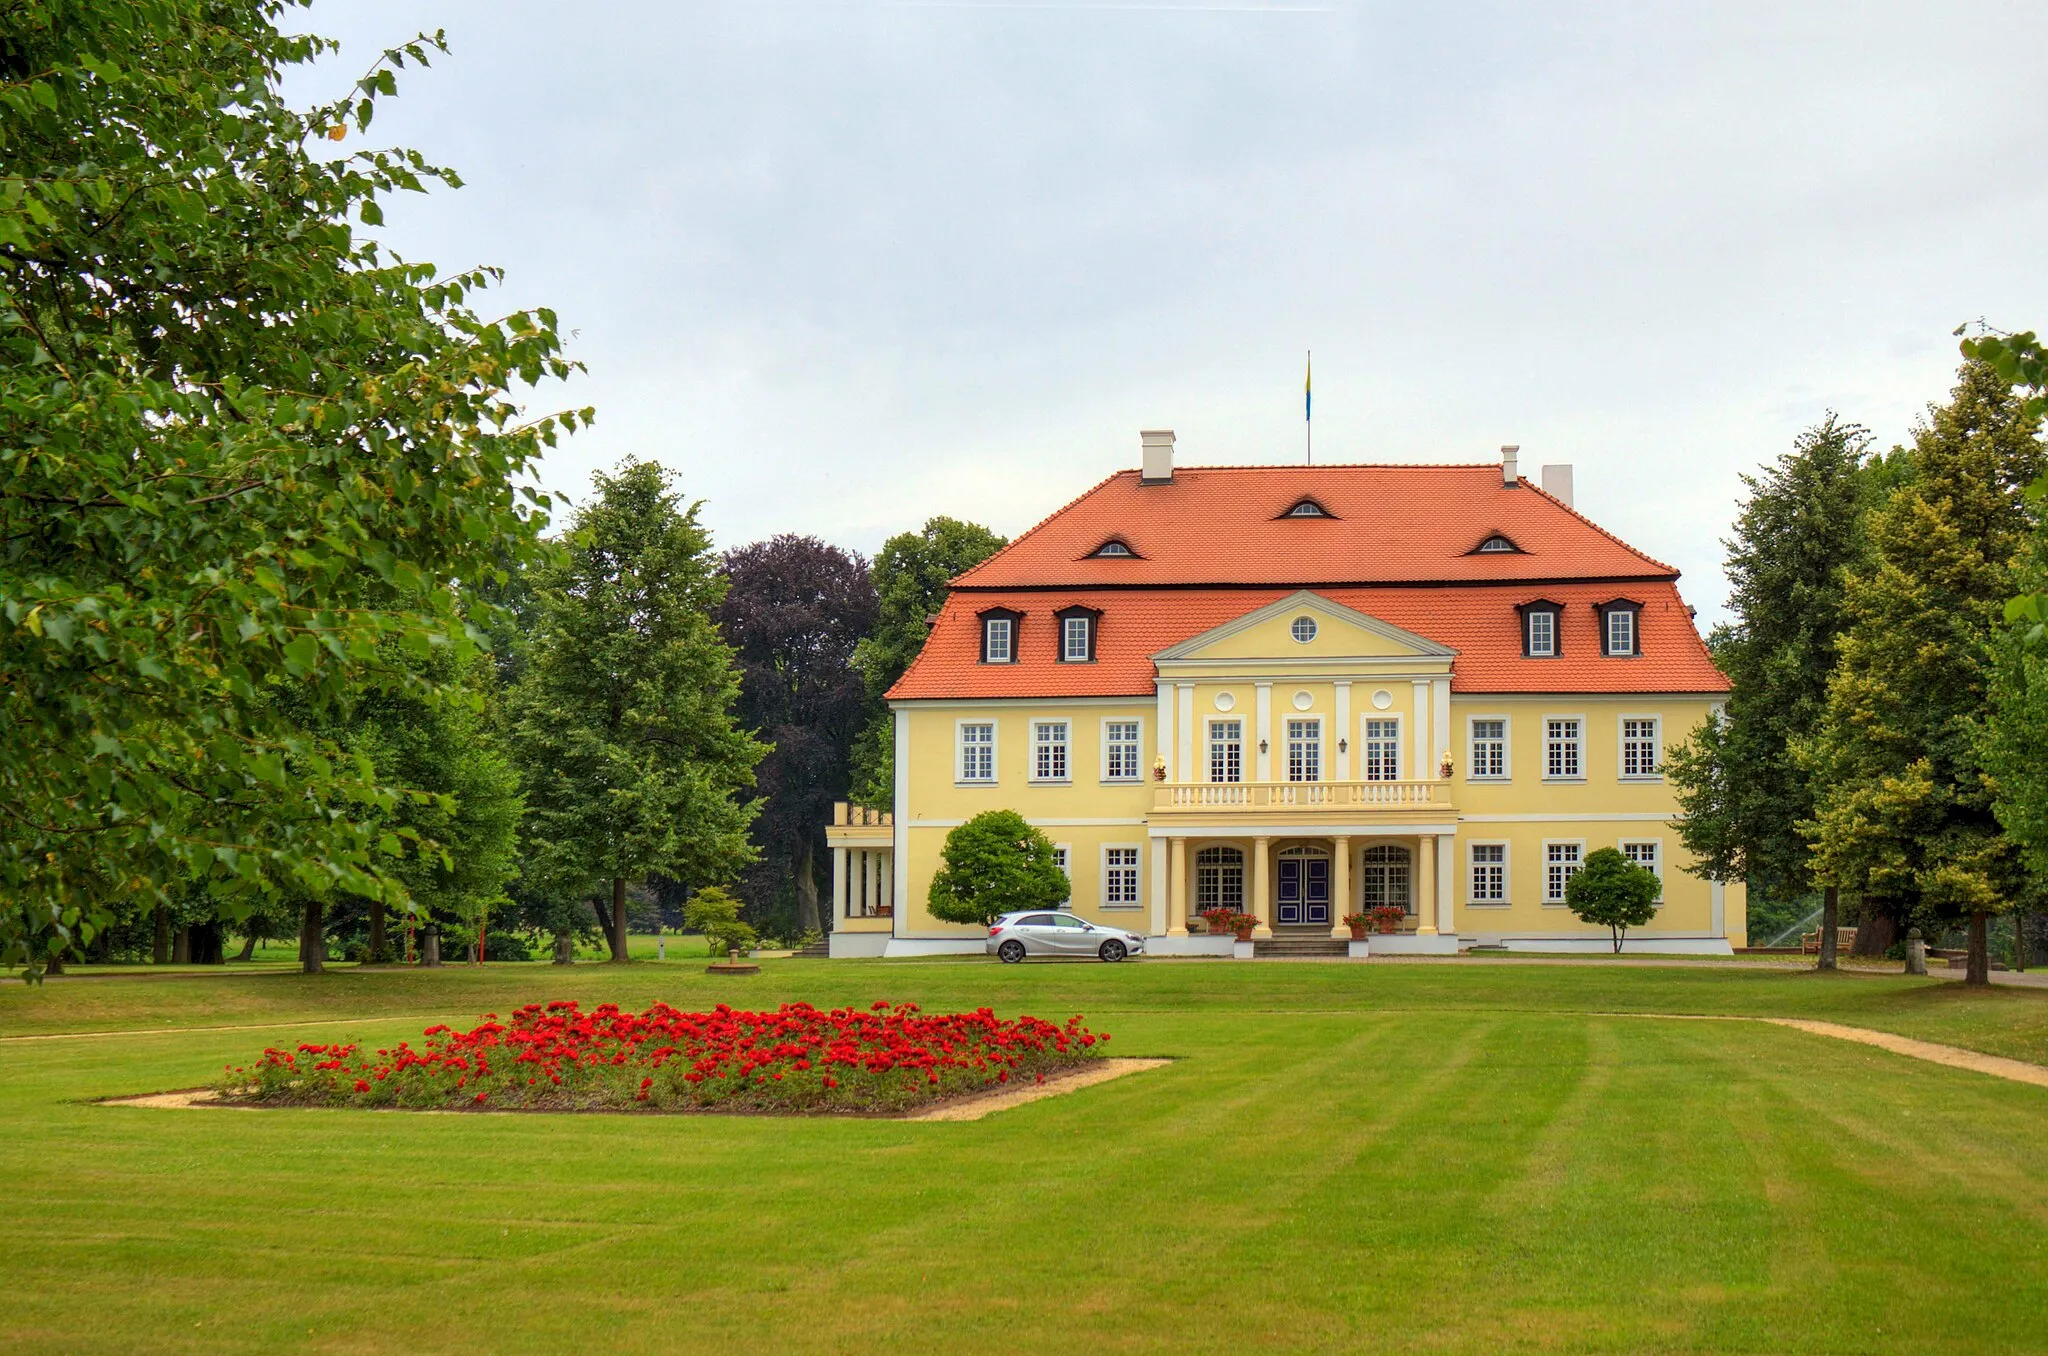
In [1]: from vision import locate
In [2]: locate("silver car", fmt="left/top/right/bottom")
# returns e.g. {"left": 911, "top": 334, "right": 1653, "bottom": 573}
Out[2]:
{"left": 987, "top": 910, "right": 1145, "bottom": 963}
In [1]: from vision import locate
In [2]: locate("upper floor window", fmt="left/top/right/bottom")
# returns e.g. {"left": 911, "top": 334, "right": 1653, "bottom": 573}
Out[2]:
{"left": 1103, "top": 720, "right": 1142, "bottom": 782}
{"left": 1621, "top": 717, "right": 1661, "bottom": 777}
{"left": 1362, "top": 718, "right": 1400, "bottom": 781}
{"left": 1054, "top": 605, "right": 1099, "bottom": 663}
{"left": 1605, "top": 608, "right": 1635, "bottom": 656}
{"left": 1474, "top": 534, "right": 1522, "bottom": 554}
{"left": 1032, "top": 721, "right": 1069, "bottom": 782}
{"left": 1286, "top": 718, "right": 1322, "bottom": 782}
{"left": 1091, "top": 539, "right": 1135, "bottom": 558}
{"left": 1545, "top": 717, "right": 1582, "bottom": 779}
{"left": 958, "top": 722, "right": 995, "bottom": 783}
{"left": 1284, "top": 498, "right": 1331, "bottom": 518}
{"left": 1469, "top": 718, "right": 1506, "bottom": 779}
{"left": 979, "top": 611, "right": 1019, "bottom": 664}
{"left": 1208, "top": 719, "right": 1243, "bottom": 784}
{"left": 1526, "top": 607, "right": 1558, "bottom": 657}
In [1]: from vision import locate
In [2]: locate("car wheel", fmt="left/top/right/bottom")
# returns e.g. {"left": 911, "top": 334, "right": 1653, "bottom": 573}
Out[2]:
{"left": 998, "top": 940, "right": 1027, "bottom": 964}
{"left": 1098, "top": 939, "right": 1128, "bottom": 963}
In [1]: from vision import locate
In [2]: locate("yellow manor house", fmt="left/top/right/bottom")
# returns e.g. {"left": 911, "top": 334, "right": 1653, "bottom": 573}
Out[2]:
{"left": 826, "top": 434, "right": 1743, "bottom": 957}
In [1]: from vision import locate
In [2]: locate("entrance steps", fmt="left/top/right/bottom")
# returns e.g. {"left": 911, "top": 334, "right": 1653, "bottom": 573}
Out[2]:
{"left": 1254, "top": 933, "right": 1351, "bottom": 959}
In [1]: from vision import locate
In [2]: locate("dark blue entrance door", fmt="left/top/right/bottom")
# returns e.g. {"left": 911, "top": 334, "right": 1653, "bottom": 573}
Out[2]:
{"left": 1276, "top": 857, "right": 1331, "bottom": 925}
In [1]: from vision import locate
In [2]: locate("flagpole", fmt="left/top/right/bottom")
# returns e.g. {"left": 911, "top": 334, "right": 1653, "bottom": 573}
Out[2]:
{"left": 1305, "top": 350, "right": 1312, "bottom": 465}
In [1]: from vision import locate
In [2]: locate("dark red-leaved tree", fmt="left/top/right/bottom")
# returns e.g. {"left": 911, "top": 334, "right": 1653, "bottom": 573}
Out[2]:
{"left": 715, "top": 536, "right": 878, "bottom": 934}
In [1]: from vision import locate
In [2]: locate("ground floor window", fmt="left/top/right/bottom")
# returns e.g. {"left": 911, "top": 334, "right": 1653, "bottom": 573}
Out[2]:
{"left": 1195, "top": 845, "right": 1245, "bottom": 912}
{"left": 1103, "top": 846, "right": 1141, "bottom": 907}
{"left": 1620, "top": 839, "right": 1662, "bottom": 901}
{"left": 1544, "top": 842, "right": 1583, "bottom": 903}
{"left": 1470, "top": 843, "right": 1506, "bottom": 903}
{"left": 1361, "top": 844, "right": 1413, "bottom": 914}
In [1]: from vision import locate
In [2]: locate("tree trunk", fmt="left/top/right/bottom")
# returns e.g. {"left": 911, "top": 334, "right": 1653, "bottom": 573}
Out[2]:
{"left": 153, "top": 905, "right": 170, "bottom": 965}
{"left": 1965, "top": 911, "right": 1990, "bottom": 986}
{"left": 43, "top": 946, "right": 63, "bottom": 976}
{"left": 1817, "top": 886, "right": 1839, "bottom": 972}
{"left": 173, "top": 926, "right": 191, "bottom": 964}
{"left": 2015, "top": 911, "right": 2028, "bottom": 974}
{"left": 368, "top": 898, "right": 388, "bottom": 965}
{"left": 191, "top": 920, "right": 223, "bottom": 965}
{"left": 794, "top": 838, "right": 822, "bottom": 935}
{"left": 609, "top": 876, "right": 630, "bottom": 962}
{"left": 1849, "top": 911, "right": 1896, "bottom": 958}
{"left": 235, "top": 933, "right": 257, "bottom": 962}
{"left": 299, "top": 898, "right": 324, "bottom": 975}
{"left": 552, "top": 930, "right": 574, "bottom": 965}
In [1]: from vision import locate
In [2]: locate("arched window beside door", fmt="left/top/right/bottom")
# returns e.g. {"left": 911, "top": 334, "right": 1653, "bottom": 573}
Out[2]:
{"left": 1361, "top": 844, "right": 1414, "bottom": 915}
{"left": 1195, "top": 845, "right": 1245, "bottom": 913}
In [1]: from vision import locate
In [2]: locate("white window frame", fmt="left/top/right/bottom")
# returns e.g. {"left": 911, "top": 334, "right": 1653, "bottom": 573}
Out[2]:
{"left": 1467, "top": 840, "right": 1510, "bottom": 908}
{"left": 1526, "top": 608, "right": 1557, "bottom": 657}
{"left": 1620, "top": 838, "right": 1663, "bottom": 903}
{"left": 1206, "top": 718, "right": 1244, "bottom": 784}
{"left": 1618, "top": 714, "right": 1662, "bottom": 781}
{"left": 1030, "top": 720, "right": 1070, "bottom": 784}
{"left": 984, "top": 617, "right": 1013, "bottom": 664}
{"left": 956, "top": 719, "right": 997, "bottom": 785}
{"left": 1466, "top": 715, "right": 1509, "bottom": 781}
{"left": 1062, "top": 615, "right": 1091, "bottom": 663}
{"left": 1543, "top": 714, "right": 1584, "bottom": 782}
{"left": 1051, "top": 843, "right": 1072, "bottom": 877}
{"left": 1101, "top": 843, "right": 1143, "bottom": 910}
{"left": 1285, "top": 716, "right": 1324, "bottom": 783}
{"left": 1100, "top": 717, "right": 1144, "bottom": 784}
{"left": 1359, "top": 715, "right": 1401, "bottom": 782}
{"left": 1606, "top": 608, "right": 1636, "bottom": 657}
{"left": 1542, "top": 839, "right": 1585, "bottom": 906}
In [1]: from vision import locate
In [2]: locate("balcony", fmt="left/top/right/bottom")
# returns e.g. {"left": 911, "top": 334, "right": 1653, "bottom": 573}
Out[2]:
{"left": 1149, "top": 779, "right": 1453, "bottom": 825}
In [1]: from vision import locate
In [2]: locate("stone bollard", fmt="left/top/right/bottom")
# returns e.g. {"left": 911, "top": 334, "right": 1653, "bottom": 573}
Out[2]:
{"left": 657, "top": 935, "right": 666, "bottom": 961}
{"left": 422, "top": 928, "right": 441, "bottom": 968}
{"left": 1905, "top": 927, "right": 1928, "bottom": 977}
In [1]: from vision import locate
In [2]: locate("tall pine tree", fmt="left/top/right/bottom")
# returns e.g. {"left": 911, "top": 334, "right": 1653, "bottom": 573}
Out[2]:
{"left": 509, "top": 461, "right": 765, "bottom": 962}
{"left": 1800, "top": 362, "right": 2045, "bottom": 983}
{"left": 1666, "top": 415, "right": 1871, "bottom": 966}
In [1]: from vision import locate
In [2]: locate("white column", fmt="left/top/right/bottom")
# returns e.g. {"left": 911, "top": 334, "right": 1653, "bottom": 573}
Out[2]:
{"left": 1416, "top": 835, "right": 1437, "bottom": 935}
{"left": 1411, "top": 681, "right": 1431, "bottom": 781}
{"left": 1169, "top": 837, "right": 1190, "bottom": 936}
{"left": 1156, "top": 682, "right": 1175, "bottom": 781}
{"left": 1254, "top": 683, "right": 1273, "bottom": 781}
{"left": 832, "top": 846, "right": 848, "bottom": 920}
{"left": 1177, "top": 684, "right": 1196, "bottom": 783}
{"left": 892, "top": 708, "right": 909, "bottom": 937}
{"left": 1432, "top": 679, "right": 1452, "bottom": 778}
{"left": 1252, "top": 836, "right": 1272, "bottom": 939}
{"left": 1149, "top": 837, "right": 1169, "bottom": 936}
{"left": 1436, "top": 833, "right": 1455, "bottom": 936}
{"left": 1711, "top": 879, "right": 1726, "bottom": 938}
{"left": 1330, "top": 836, "right": 1352, "bottom": 939}
{"left": 1334, "top": 682, "right": 1352, "bottom": 781}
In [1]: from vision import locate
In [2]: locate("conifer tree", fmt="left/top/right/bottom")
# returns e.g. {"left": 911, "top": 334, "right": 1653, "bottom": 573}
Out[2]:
{"left": 1667, "top": 416, "right": 1870, "bottom": 966}
{"left": 509, "top": 461, "right": 765, "bottom": 961}
{"left": 1800, "top": 363, "right": 2045, "bottom": 983}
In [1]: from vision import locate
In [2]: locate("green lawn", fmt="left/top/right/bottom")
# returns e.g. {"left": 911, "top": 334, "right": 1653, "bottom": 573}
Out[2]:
{"left": 3, "top": 960, "right": 2047, "bottom": 1353}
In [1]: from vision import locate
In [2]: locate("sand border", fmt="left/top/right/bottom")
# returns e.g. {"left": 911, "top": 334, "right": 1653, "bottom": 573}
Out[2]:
{"left": 96, "top": 1057, "right": 1174, "bottom": 1123}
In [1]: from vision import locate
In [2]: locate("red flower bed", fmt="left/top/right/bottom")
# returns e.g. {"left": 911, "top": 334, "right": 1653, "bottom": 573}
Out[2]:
{"left": 218, "top": 1000, "right": 1109, "bottom": 1114}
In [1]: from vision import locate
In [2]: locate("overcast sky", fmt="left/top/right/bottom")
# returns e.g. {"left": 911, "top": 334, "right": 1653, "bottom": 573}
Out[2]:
{"left": 295, "top": 1, "right": 2048, "bottom": 626}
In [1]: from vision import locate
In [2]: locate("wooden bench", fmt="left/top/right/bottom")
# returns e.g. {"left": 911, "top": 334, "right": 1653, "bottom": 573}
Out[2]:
{"left": 1801, "top": 927, "right": 1857, "bottom": 954}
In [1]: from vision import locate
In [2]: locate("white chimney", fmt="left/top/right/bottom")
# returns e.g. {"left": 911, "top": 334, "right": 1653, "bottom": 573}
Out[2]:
{"left": 1542, "top": 463, "right": 1574, "bottom": 508}
{"left": 1140, "top": 429, "right": 1175, "bottom": 484}
{"left": 1501, "top": 444, "right": 1520, "bottom": 487}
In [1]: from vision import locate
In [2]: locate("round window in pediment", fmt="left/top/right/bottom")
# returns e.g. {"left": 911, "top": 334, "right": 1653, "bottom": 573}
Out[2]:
{"left": 1290, "top": 615, "right": 1318, "bottom": 644}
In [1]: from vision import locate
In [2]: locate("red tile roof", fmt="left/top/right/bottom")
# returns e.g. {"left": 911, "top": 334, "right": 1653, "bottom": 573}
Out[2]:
{"left": 887, "top": 462, "right": 1725, "bottom": 699}
{"left": 889, "top": 582, "right": 1727, "bottom": 699}
{"left": 953, "top": 463, "right": 1677, "bottom": 589}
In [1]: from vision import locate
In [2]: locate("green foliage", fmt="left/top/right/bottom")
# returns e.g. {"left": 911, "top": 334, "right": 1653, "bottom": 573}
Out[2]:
{"left": 682, "top": 886, "right": 756, "bottom": 957}
{"left": 1564, "top": 848, "right": 1661, "bottom": 952}
{"left": 0, "top": 1, "right": 586, "bottom": 977}
{"left": 1961, "top": 329, "right": 2048, "bottom": 644}
{"left": 508, "top": 461, "right": 766, "bottom": 934}
{"left": 926, "top": 810, "right": 1069, "bottom": 926}
{"left": 1800, "top": 362, "right": 2045, "bottom": 927}
{"left": 1981, "top": 537, "right": 2048, "bottom": 884}
{"left": 1667, "top": 416, "right": 1871, "bottom": 905}
{"left": 847, "top": 517, "right": 1006, "bottom": 805}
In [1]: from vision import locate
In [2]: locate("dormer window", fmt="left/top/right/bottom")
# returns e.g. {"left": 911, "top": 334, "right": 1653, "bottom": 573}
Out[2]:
{"left": 1474, "top": 534, "right": 1522, "bottom": 554}
{"left": 978, "top": 608, "right": 1022, "bottom": 664}
{"left": 1282, "top": 498, "right": 1332, "bottom": 518}
{"left": 1090, "top": 539, "right": 1136, "bottom": 558}
{"left": 1054, "top": 605, "right": 1100, "bottom": 663}
{"left": 1596, "top": 600, "right": 1643, "bottom": 657}
{"left": 1517, "top": 601, "right": 1563, "bottom": 658}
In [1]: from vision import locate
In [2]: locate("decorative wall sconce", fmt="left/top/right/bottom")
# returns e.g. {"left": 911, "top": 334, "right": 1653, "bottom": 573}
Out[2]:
{"left": 1338, "top": 737, "right": 1349, "bottom": 753}
{"left": 1258, "top": 739, "right": 1269, "bottom": 754}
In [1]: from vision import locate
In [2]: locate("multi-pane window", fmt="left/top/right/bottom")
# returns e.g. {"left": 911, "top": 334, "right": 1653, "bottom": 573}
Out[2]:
{"left": 1104, "top": 847, "right": 1140, "bottom": 906}
{"left": 1208, "top": 720, "right": 1243, "bottom": 783}
{"left": 1362, "top": 718, "right": 1400, "bottom": 781}
{"left": 1471, "top": 844, "right": 1506, "bottom": 903}
{"left": 1606, "top": 608, "right": 1636, "bottom": 656}
{"left": 1621, "top": 840, "right": 1662, "bottom": 900}
{"left": 1051, "top": 846, "right": 1070, "bottom": 876}
{"left": 1621, "top": 718, "right": 1660, "bottom": 777}
{"left": 1362, "top": 844, "right": 1413, "bottom": 915}
{"left": 1545, "top": 718, "right": 1582, "bottom": 779}
{"left": 1287, "top": 719, "right": 1322, "bottom": 782}
{"left": 1544, "top": 842, "right": 1583, "bottom": 902}
{"left": 1470, "top": 719, "right": 1506, "bottom": 779}
{"left": 1527, "top": 609, "right": 1556, "bottom": 657}
{"left": 1063, "top": 616, "right": 1091, "bottom": 662}
{"left": 959, "top": 723, "right": 995, "bottom": 782}
{"left": 1032, "top": 721, "right": 1069, "bottom": 781}
{"left": 1195, "top": 846, "right": 1245, "bottom": 912}
{"left": 984, "top": 617, "right": 1013, "bottom": 663}
{"left": 1103, "top": 721, "right": 1141, "bottom": 781}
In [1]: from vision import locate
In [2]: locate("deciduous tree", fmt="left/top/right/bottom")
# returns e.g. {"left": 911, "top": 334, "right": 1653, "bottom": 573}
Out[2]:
{"left": 1565, "top": 848, "right": 1662, "bottom": 953}
{"left": 926, "top": 810, "right": 1068, "bottom": 927}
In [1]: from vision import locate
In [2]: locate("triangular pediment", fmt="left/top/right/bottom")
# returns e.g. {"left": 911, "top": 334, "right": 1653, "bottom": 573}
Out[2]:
{"left": 1152, "top": 591, "right": 1456, "bottom": 663}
